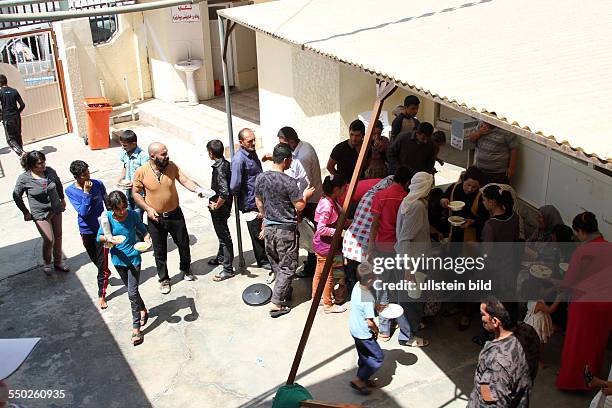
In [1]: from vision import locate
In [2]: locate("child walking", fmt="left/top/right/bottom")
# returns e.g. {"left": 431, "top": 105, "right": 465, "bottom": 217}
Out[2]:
{"left": 312, "top": 175, "right": 348, "bottom": 313}
{"left": 349, "top": 262, "right": 384, "bottom": 395}
{"left": 206, "top": 139, "right": 235, "bottom": 282}
{"left": 98, "top": 191, "right": 150, "bottom": 346}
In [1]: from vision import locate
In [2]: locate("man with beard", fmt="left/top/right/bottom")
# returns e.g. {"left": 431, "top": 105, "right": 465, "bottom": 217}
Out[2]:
{"left": 133, "top": 142, "right": 206, "bottom": 294}
{"left": 230, "top": 128, "right": 271, "bottom": 271}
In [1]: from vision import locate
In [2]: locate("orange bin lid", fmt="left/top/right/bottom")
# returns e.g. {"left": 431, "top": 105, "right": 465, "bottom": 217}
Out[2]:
{"left": 85, "top": 97, "right": 111, "bottom": 108}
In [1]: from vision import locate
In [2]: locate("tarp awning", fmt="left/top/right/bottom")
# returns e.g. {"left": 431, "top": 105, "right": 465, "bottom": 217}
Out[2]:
{"left": 219, "top": 0, "right": 612, "bottom": 167}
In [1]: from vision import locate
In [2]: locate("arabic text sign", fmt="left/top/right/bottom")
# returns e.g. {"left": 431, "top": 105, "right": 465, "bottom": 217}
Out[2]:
{"left": 171, "top": 5, "right": 201, "bottom": 23}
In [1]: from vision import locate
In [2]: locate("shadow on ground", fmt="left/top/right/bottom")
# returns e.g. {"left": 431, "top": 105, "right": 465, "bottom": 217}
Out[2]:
{"left": 0, "top": 253, "right": 152, "bottom": 407}
{"left": 239, "top": 346, "right": 416, "bottom": 407}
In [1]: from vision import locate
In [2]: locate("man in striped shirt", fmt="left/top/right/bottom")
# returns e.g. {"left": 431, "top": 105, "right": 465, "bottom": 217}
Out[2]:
{"left": 469, "top": 120, "right": 519, "bottom": 186}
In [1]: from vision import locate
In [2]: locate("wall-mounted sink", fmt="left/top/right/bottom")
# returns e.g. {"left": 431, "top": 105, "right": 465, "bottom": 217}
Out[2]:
{"left": 175, "top": 59, "right": 203, "bottom": 73}
{"left": 174, "top": 59, "right": 203, "bottom": 105}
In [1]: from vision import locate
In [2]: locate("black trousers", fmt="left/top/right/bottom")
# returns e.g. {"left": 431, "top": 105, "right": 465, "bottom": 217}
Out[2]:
{"left": 245, "top": 215, "right": 269, "bottom": 266}
{"left": 345, "top": 258, "right": 360, "bottom": 295}
{"left": 211, "top": 209, "right": 234, "bottom": 273}
{"left": 115, "top": 264, "right": 146, "bottom": 329}
{"left": 3, "top": 116, "right": 24, "bottom": 156}
{"left": 81, "top": 233, "right": 110, "bottom": 297}
{"left": 148, "top": 208, "right": 191, "bottom": 282}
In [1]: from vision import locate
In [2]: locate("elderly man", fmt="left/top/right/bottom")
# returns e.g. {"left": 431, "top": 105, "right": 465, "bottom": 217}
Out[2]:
{"left": 469, "top": 120, "right": 519, "bottom": 185}
{"left": 263, "top": 126, "right": 322, "bottom": 277}
{"left": 230, "top": 128, "right": 271, "bottom": 270}
{"left": 133, "top": 142, "right": 205, "bottom": 294}
{"left": 469, "top": 298, "right": 540, "bottom": 407}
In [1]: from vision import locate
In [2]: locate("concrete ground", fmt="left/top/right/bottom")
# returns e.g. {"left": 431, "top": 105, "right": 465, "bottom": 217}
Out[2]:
{"left": 0, "top": 105, "right": 600, "bottom": 407}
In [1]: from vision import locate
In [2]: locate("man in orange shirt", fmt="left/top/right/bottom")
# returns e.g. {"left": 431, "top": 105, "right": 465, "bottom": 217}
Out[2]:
{"left": 133, "top": 142, "right": 206, "bottom": 294}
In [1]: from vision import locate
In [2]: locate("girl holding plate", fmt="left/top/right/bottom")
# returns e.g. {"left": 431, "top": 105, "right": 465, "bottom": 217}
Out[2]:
{"left": 98, "top": 190, "right": 151, "bottom": 346}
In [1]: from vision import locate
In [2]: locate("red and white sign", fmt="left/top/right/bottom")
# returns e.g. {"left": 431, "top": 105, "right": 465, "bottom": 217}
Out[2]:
{"left": 171, "top": 5, "right": 201, "bottom": 23}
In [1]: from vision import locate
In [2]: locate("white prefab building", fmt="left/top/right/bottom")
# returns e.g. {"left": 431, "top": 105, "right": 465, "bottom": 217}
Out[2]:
{"left": 220, "top": 0, "right": 612, "bottom": 237}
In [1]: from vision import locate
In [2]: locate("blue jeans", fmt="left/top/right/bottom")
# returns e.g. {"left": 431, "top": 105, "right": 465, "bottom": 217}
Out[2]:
{"left": 353, "top": 337, "right": 384, "bottom": 381}
{"left": 379, "top": 301, "right": 424, "bottom": 342}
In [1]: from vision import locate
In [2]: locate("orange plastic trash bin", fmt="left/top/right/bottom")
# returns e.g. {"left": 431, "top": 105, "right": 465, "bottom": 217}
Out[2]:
{"left": 84, "top": 97, "right": 112, "bottom": 150}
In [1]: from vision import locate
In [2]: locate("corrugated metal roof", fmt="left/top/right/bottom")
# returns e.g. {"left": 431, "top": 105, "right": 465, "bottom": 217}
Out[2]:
{"left": 220, "top": 0, "right": 612, "bottom": 167}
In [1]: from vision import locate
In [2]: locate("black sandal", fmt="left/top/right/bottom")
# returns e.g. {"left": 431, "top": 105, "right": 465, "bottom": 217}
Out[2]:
{"left": 207, "top": 258, "right": 222, "bottom": 266}
{"left": 350, "top": 381, "right": 372, "bottom": 395}
{"left": 269, "top": 306, "right": 291, "bottom": 318}
{"left": 213, "top": 271, "right": 235, "bottom": 282}
{"left": 131, "top": 331, "right": 144, "bottom": 346}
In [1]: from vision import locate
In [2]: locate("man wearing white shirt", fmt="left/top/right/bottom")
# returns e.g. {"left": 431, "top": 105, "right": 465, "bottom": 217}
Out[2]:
{"left": 263, "top": 127, "right": 322, "bottom": 277}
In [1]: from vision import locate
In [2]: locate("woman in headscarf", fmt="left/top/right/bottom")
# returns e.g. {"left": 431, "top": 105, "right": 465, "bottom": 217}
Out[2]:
{"left": 529, "top": 205, "right": 564, "bottom": 243}
{"left": 380, "top": 171, "right": 434, "bottom": 348}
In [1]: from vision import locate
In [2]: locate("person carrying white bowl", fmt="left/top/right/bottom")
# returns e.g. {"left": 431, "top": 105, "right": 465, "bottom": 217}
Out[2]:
{"left": 98, "top": 190, "right": 151, "bottom": 346}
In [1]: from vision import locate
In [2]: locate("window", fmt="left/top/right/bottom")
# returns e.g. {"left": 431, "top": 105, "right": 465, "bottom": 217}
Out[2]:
{"left": 89, "top": 15, "right": 118, "bottom": 45}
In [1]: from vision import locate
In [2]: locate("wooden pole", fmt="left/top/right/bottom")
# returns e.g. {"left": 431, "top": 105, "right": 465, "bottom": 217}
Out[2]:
{"left": 286, "top": 81, "right": 397, "bottom": 384}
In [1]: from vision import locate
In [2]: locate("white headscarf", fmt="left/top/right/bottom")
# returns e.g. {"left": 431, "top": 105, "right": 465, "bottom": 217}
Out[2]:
{"left": 400, "top": 172, "right": 434, "bottom": 214}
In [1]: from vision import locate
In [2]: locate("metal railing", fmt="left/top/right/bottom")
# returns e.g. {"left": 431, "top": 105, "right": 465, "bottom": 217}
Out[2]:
{"left": 0, "top": 0, "right": 135, "bottom": 44}
{"left": 0, "top": 30, "right": 56, "bottom": 87}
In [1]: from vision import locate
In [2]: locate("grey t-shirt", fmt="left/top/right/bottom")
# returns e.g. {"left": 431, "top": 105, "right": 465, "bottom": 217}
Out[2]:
{"left": 13, "top": 167, "right": 65, "bottom": 220}
{"left": 474, "top": 129, "right": 518, "bottom": 174}
{"left": 255, "top": 171, "right": 301, "bottom": 225}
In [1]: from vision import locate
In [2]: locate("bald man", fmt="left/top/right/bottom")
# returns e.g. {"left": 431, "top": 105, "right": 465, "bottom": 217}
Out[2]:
{"left": 133, "top": 142, "right": 204, "bottom": 294}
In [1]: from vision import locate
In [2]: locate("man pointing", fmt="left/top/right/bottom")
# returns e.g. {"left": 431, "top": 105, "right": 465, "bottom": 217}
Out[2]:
{"left": 133, "top": 142, "right": 205, "bottom": 294}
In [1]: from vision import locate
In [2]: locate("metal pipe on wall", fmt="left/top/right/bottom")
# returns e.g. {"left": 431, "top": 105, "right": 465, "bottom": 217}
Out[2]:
{"left": 218, "top": 15, "right": 245, "bottom": 269}
{"left": 0, "top": 0, "right": 206, "bottom": 22}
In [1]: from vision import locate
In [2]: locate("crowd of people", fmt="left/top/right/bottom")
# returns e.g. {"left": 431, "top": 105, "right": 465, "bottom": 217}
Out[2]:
{"left": 7, "top": 90, "right": 611, "bottom": 406}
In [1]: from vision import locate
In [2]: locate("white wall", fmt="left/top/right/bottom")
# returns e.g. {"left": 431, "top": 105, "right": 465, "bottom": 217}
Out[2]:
{"left": 53, "top": 18, "right": 102, "bottom": 139}
{"left": 256, "top": 34, "right": 435, "bottom": 170}
{"left": 143, "top": 1, "right": 214, "bottom": 103}
{"left": 94, "top": 13, "right": 152, "bottom": 104}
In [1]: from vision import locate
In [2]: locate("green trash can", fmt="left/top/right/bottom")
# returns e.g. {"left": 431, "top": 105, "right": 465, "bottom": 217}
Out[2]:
{"left": 272, "top": 383, "right": 313, "bottom": 408}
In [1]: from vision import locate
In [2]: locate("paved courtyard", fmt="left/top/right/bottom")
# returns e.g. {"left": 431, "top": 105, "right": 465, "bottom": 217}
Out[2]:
{"left": 0, "top": 102, "right": 601, "bottom": 407}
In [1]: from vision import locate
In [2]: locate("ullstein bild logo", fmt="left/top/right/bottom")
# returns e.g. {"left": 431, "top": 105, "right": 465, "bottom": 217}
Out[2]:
{"left": 372, "top": 254, "right": 487, "bottom": 275}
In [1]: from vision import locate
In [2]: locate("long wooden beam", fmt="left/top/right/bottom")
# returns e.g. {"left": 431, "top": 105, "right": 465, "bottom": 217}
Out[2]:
{"left": 286, "top": 80, "right": 397, "bottom": 385}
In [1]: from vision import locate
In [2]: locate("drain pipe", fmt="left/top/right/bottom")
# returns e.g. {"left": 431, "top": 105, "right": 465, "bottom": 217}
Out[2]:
{"left": 218, "top": 15, "right": 245, "bottom": 270}
{"left": 123, "top": 74, "right": 136, "bottom": 121}
{"left": 0, "top": 0, "right": 206, "bottom": 22}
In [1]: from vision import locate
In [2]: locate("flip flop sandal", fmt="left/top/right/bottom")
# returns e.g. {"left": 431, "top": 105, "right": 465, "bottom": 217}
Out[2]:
{"left": 378, "top": 334, "right": 391, "bottom": 342}
{"left": 43, "top": 264, "right": 53, "bottom": 276}
{"left": 400, "top": 337, "right": 429, "bottom": 348}
{"left": 349, "top": 381, "right": 372, "bottom": 395}
{"left": 213, "top": 272, "right": 235, "bottom": 282}
{"left": 269, "top": 306, "right": 291, "bottom": 318}
{"left": 54, "top": 263, "right": 70, "bottom": 272}
{"left": 324, "top": 304, "right": 348, "bottom": 314}
{"left": 131, "top": 332, "right": 144, "bottom": 346}
{"left": 366, "top": 379, "right": 377, "bottom": 388}
{"left": 207, "top": 259, "right": 222, "bottom": 266}
{"left": 140, "top": 310, "right": 149, "bottom": 327}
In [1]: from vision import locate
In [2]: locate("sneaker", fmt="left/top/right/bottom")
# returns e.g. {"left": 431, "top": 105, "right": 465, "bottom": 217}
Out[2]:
{"left": 260, "top": 263, "right": 272, "bottom": 271}
{"left": 182, "top": 270, "right": 195, "bottom": 281}
{"left": 160, "top": 280, "right": 171, "bottom": 294}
